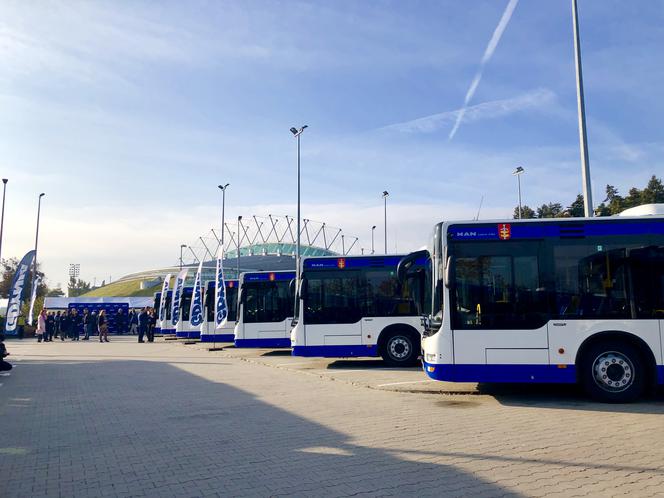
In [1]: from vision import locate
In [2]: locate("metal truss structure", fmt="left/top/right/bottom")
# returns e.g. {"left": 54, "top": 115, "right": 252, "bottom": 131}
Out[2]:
{"left": 180, "top": 215, "right": 361, "bottom": 266}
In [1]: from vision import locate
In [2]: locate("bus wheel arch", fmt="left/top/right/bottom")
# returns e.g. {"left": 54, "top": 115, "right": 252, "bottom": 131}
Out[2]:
{"left": 575, "top": 331, "right": 656, "bottom": 403}
{"left": 377, "top": 324, "right": 421, "bottom": 367}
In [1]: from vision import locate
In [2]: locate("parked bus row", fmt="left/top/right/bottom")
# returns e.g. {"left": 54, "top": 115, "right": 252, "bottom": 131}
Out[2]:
{"left": 156, "top": 205, "right": 663, "bottom": 402}
{"left": 155, "top": 254, "right": 429, "bottom": 366}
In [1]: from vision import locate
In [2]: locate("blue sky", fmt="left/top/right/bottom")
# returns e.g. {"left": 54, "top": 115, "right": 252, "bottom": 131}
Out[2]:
{"left": 2, "top": 0, "right": 663, "bottom": 289}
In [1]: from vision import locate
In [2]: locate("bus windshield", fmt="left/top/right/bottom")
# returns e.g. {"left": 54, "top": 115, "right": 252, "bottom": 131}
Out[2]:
{"left": 205, "top": 283, "right": 238, "bottom": 322}
{"left": 303, "top": 259, "right": 428, "bottom": 324}
{"left": 243, "top": 280, "right": 292, "bottom": 323}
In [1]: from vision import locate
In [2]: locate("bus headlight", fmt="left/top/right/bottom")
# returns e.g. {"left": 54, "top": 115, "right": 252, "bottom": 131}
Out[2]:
{"left": 425, "top": 353, "right": 437, "bottom": 363}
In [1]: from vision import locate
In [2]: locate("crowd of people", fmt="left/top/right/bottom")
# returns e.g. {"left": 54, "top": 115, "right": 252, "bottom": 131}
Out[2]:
{"left": 33, "top": 307, "right": 159, "bottom": 343}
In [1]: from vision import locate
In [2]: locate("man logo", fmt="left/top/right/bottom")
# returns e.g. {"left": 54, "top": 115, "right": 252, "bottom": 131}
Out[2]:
{"left": 269, "top": 273, "right": 276, "bottom": 281}
{"left": 337, "top": 258, "right": 346, "bottom": 269}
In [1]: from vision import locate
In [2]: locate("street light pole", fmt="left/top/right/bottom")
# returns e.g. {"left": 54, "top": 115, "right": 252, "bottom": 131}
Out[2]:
{"left": 290, "top": 125, "right": 308, "bottom": 288}
{"left": 28, "top": 193, "right": 45, "bottom": 325}
{"left": 572, "top": 0, "right": 593, "bottom": 217}
{"left": 218, "top": 183, "right": 229, "bottom": 253}
{"left": 180, "top": 244, "right": 186, "bottom": 270}
{"left": 382, "top": 191, "right": 389, "bottom": 254}
{"left": 237, "top": 216, "right": 242, "bottom": 280}
{"left": 371, "top": 226, "right": 376, "bottom": 255}
{"left": 513, "top": 166, "right": 524, "bottom": 219}
{"left": 0, "top": 178, "right": 7, "bottom": 263}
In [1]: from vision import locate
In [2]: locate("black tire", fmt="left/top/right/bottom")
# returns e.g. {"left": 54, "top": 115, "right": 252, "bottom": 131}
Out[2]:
{"left": 380, "top": 330, "right": 419, "bottom": 367}
{"left": 580, "top": 340, "right": 646, "bottom": 403}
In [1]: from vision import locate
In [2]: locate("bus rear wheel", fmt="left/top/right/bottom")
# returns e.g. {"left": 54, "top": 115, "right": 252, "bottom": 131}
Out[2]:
{"left": 580, "top": 341, "right": 645, "bottom": 403}
{"left": 380, "top": 331, "right": 419, "bottom": 367}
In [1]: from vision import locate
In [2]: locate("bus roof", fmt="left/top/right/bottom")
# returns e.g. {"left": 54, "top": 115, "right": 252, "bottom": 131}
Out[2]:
{"left": 443, "top": 215, "right": 664, "bottom": 242}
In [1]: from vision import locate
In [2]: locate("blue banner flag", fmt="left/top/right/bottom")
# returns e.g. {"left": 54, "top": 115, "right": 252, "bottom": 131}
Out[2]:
{"left": 215, "top": 249, "right": 228, "bottom": 329}
{"left": 189, "top": 261, "right": 204, "bottom": 328}
{"left": 171, "top": 269, "right": 188, "bottom": 327}
{"left": 158, "top": 273, "right": 172, "bottom": 322}
{"left": 4, "top": 250, "right": 36, "bottom": 336}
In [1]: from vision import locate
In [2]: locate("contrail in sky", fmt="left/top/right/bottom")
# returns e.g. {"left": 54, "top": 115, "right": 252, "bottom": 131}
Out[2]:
{"left": 448, "top": 0, "right": 520, "bottom": 140}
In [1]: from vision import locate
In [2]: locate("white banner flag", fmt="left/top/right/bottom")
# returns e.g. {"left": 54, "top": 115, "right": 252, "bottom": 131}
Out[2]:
{"left": 214, "top": 249, "right": 228, "bottom": 330}
{"left": 189, "top": 261, "right": 204, "bottom": 328}
{"left": 27, "top": 274, "right": 40, "bottom": 326}
{"left": 171, "top": 269, "right": 188, "bottom": 327}
{"left": 158, "top": 273, "right": 172, "bottom": 322}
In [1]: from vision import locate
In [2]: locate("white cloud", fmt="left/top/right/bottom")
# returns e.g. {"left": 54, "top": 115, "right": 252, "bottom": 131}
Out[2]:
{"left": 380, "top": 88, "right": 556, "bottom": 134}
{"left": 449, "top": 0, "right": 520, "bottom": 140}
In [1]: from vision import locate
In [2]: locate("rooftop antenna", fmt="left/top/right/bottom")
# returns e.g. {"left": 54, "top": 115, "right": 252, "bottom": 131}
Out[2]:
{"left": 474, "top": 195, "right": 484, "bottom": 220}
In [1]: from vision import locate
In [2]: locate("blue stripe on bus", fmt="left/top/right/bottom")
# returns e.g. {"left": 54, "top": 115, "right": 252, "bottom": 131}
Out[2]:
{"left": 449, "top": 220, "right": 664, "bottom": 241}
{"left": 292, "top": 345, "right": 379, "bottom": 358}
{"left": 207, "top": 280, "right": 238, "bottom": 289}
{"left": 658, "top": 366, "right": 664, "bottom": 385}
{"left": 176, "top": 331, "right": 200, "bottom": 339}
{"left": 235, "top": 338, "right": 291, "bottom": 348}
{"left": 200, "top": 334, "right": 235, "bottom": 343}
{"left": 244, "top": 272, "right": 295, "bottom": 282}
{"left": 161, "top": 328, "right": 175, "bottom": 335}
{"left": 154, "top": 327, "right": 161, "bottom": 334}
{"left": 304, "top": 256, "right": 406, "bottom": 270}
{"left": 422, "top": 362, "right": 578, "bottom": 384}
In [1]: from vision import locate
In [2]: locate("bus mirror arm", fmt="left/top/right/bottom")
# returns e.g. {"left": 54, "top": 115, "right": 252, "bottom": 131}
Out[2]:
{"left": 444, "top": 256, "right": 451, "bottom": 288}
{"left": 397, "top": 249, "right": 430, "bottom": 284}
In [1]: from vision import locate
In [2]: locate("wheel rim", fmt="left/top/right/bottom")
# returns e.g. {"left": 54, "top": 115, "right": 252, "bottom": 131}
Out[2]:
{"left": 592, "top": 351, "right": 635, "bottom": 393}
{"left": 388, "top": 336, "right": 411, "bottom": 361}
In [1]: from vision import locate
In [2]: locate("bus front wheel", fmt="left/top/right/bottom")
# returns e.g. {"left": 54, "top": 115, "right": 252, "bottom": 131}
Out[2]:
{"left": 380, "top": 330, "right": 419, "bottom": 367}
{"left": 580, "top": 341, "right": 645, "bottom": 403}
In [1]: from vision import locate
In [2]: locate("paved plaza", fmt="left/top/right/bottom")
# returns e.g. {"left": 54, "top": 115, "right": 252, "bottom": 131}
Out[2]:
{"left": 1, "top": 337, "right": 664, "bottom": 497}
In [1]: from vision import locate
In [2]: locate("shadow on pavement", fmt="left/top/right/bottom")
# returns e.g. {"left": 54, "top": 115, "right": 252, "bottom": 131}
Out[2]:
{"left": 483, "top": 383, "right": 664, "bottom": 413}
{"left": 0, "top": 357, "right": 519, "bottom": 497}
{"left": 326, "top": 359, "right": 418, "bottom": 371}
{"left": 260, "top": 350, "right": 293, "bottom": 357}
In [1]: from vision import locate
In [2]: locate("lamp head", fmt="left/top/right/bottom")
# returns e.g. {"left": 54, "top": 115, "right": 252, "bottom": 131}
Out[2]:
{"left": 290, "top": 127, "right": 298, "bottom": 135}
{"left": 382, "top": 191, "right": 389, "bottom": 197}
{"left": 513, "top": 166, "right": 525, "bottom": 175}
{"left": 372, "top": 225, "right": 376, "bottom": 230}
{"left": 180, "top": 244, "right": 187, "bottom": 248}
{"left": 2, "top": 178, "right": 7, "bottom": 184}
{"left": 39, "top": 192, "right": 45, "bottom": 198}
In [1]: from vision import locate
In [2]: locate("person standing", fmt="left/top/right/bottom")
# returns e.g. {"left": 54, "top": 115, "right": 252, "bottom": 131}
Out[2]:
{"left": 82, "top": 309, "right": 89, "bottom": 340}
{"left": 36, "top": 309, "right": 47, "bottom": 343}
{"left": 46, "top": 311, "right": 55, "bottom": 342}
{"left": 98, "top": 310, "right": 109, "bottom": 342}
{"left": 70, "top": 309, "right": 81, "bottom": 341}
{"left": 54, "top": 311, "right": 61, "bottom": 339}
{"left": 137, "top": 308, "right": 149, "bottom": 343}
{"left": 0, "top": 334, "right": 12, "bottom": 372}
{"left": 17, "top": 314, "right": 25, "bottom": 339}
{"left": 116, "top": 309, "right": 127, "bottom": 335}
{"left": 128, "top": 310, "right": 138, "bottom": 335}
{"left": 85, "top": 310, "right": 97, "bottom": 340}
{"left": 60, "top": 310, "right": 71, "bottom": 341}
{"left": 148, "top": 308, "right": 156, "bottom": 342}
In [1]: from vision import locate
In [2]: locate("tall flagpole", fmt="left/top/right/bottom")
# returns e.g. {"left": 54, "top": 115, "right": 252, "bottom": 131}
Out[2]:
{"left": 28, "top": 193, "right": 45, "bottom": 325}
{"left": 572, "top": 0, "right": 593, "bottom": 216}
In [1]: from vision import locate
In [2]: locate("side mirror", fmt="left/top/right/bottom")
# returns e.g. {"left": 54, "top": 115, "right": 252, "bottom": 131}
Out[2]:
{"left": 444, "top": 256, "right": 451, "bottom": 288}
{"left": 397, "top": 249, "right": 430, "bottom": 284}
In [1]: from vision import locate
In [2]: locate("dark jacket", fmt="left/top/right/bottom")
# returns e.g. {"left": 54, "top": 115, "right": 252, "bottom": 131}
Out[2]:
{"left": 138, "top": 311, "right": 149, "bottom": 328}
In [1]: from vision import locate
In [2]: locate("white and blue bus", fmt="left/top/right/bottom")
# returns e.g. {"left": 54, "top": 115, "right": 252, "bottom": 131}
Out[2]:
{"left": 176, "top": 287, "right": 197, "bottom": 339}
{"left": 291, "top": 255, "right": 429, "bottom": 366}
{"left": 200, "top": 279, "right": 239, "bottom": 343}
{"left": 410, "top": 211, "right": 664, "bottom": 402}
{"left": 158, "top": 290, "right": 174, "bottom": 335}
{"left": 234, "top": 271, "right": 295, "bottom": 348}
{"left": 153, "top": 291, "right": 162, "bottom": 334}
